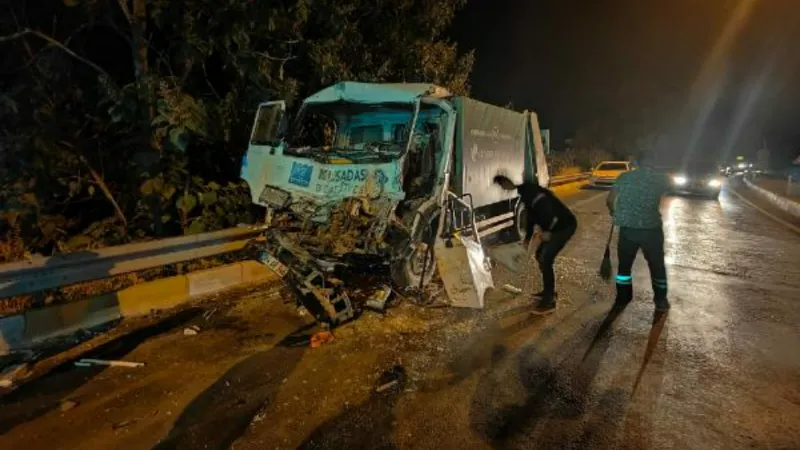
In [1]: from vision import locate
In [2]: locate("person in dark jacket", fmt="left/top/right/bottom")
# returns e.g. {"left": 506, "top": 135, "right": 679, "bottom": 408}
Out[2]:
{"left": 606, "top": 154, "right": 671, "bottom": 312}
{"left": 494, "top": 175, "right": 578, "bottom": 314}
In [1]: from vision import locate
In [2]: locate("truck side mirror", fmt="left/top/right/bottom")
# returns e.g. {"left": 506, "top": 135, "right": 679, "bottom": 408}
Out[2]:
{"left": 250, "top": 101, "right": 288, "bottom": 146}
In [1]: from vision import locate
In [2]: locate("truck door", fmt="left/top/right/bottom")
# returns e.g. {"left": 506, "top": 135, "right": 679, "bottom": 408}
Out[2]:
{"left": 434, "top": 192, "right": 494, "bottom": 309}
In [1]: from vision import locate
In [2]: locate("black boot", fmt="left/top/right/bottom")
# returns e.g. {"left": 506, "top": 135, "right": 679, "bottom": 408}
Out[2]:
{"left": 533, "top": 291, "right": 558, "bottom": 299}
{"left": 532, "top": 293, "right": 557, "bottom": 315}
{"left": 653, "top": 281, "right": 670, "bottom": 312}
{"left": 614, "top": 283, "right": 633, "bottom": 306}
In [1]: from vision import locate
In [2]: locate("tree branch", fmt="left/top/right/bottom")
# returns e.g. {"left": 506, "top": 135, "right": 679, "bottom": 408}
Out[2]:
{"left": 202, "top": 62, "right": 221, "bottom": 100}
{"left": 252, "top": 51, "right": 297, "bottom": 62}
{"left": 59, "top": 141, "right": 128, "bottom": 227}
{"left": 116, "top": 0, "right": 133, "bottom": 24}
{"left": 0, "top": 28, "right": 112, "bottom": 81}
{"left": 0, "top": 29, "right": 31, "bottom": 43}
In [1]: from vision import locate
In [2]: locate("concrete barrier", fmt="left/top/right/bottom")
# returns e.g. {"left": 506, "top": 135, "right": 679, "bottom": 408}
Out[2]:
{"left": 744, "top": 177, "right": 800, "bottom": 219}
{"left": 0, "top": 261, "right": 277, "bottom": 354}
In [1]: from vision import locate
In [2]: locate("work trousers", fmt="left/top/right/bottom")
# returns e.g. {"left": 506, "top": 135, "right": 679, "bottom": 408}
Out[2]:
{"left": 615, "top": 227, "right": 668, "bottom": 303}
{"left": 535, "top": 222, "right": 577, "bottom": 298}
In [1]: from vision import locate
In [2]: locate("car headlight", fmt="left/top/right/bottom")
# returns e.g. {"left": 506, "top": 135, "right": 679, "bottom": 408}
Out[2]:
{"left": 672, "top": 175, "right": 688, "bottom": 186}
{"left": 707, "top": 179, "right": 722, "bottom": 188}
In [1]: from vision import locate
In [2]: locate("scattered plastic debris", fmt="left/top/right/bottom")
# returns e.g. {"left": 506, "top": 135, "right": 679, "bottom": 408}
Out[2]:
{"left": 375, "top": 365, "right": 406, "bottom": 393}
{"left": 365, "top": 285, "right": 393, "bottom": 312}
{"left": 183, "top": 325, "right": 201, "bottom": 336}
{"left": 112, "top": 419, "right": 133, "bottom": 430}
{"left": 310, "top": 331, "right": 335, "bottom": 348}
{"left": 202, "top": 308, "right": 217, "bottom": 321}
{"left": 375, "top": 379, "right": 399, "bottom": 392}
{"left": 74, "top": 359, "right": 145, "bottom": 368}
{"left": 503, "top": 284, "right": 523, "bottom": 294}
{"left": 60, "top": 399, "right": 79, "bottom": 412}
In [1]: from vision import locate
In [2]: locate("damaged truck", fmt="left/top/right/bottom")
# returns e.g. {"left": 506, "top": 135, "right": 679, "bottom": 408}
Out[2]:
{"left": 240, "top": 82, "right": 550, "bottom": 326}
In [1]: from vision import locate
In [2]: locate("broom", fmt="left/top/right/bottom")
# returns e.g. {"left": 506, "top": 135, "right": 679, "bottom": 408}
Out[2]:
{"left": 599, "top": 224, "right": 615, "bottom": 281}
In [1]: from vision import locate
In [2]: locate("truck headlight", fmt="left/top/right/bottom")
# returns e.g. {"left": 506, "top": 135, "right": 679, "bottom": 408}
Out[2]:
{"left": 672, "top": 175, "right": 688, "bottom": 186}
{"left": 707, "top": 179, "right": 722, "bottom": 188}
{"left": 259, "top": 185, "right": 290, "bottom": 207}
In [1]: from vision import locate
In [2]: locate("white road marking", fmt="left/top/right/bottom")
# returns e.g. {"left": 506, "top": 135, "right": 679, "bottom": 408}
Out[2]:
{"left": 727, "top": 187, "right": 800, "bottom": 235}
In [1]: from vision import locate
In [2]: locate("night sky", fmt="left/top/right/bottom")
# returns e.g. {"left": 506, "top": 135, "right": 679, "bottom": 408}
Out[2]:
{"left": 452, "top": 0, "right": 800, "bottom": 164}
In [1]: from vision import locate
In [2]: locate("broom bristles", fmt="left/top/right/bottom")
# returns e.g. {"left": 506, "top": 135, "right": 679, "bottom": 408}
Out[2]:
{"left": 599, "top": 224, "right": 615, "bottom": 281}
{"left": 599, "top": 248, "right": 612, "bottom": 280}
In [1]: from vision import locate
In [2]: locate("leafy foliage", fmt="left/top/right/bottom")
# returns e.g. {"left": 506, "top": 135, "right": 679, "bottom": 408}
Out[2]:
{"left": 0, "top": 0, "right": 473, "bottom": 262}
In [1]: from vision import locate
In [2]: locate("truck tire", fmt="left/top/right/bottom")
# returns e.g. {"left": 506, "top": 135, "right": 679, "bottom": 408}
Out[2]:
{"left": 513, "top": 199, "right": 527, "bottom": 242}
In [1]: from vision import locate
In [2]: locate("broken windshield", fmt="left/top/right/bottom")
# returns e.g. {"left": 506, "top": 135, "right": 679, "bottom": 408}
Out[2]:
{"left": 284, "top": 101, "right": 416, "bottom": 164}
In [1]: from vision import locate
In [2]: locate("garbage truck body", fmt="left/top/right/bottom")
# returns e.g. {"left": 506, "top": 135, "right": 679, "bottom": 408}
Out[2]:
{"left": 241, "top": 82, "right": 549, "bottom": 325}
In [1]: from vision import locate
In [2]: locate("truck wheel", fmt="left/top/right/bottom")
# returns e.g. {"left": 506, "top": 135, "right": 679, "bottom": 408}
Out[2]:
{"left": 513, "top": 200, "right": 528, "bottom": 242}
{"left": 391, "top": 215, "right": 438, "bottom": 290}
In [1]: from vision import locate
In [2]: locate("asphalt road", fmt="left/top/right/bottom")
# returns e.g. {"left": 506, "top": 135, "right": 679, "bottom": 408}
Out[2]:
{"left": 1, "top": 181, "right": 799, "bottom": 450}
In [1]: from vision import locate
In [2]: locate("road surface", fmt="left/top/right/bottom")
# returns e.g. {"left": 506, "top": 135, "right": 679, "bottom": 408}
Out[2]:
{"left": 1, "top": 181, "right": 799, "bottom": 450}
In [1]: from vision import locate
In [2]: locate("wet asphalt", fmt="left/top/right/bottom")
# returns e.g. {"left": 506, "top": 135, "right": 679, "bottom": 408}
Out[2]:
{"left": 300, "top": 183, "right": 800, "bottom": 450}
{"left": 258, "top": 182, "right": 800, "bottom": 449}
{"left": 1, "top": 181, "right": 798, "bottom": 450}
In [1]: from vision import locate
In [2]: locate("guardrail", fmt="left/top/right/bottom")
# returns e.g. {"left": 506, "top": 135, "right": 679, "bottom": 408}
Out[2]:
{"left": 0, "top": 225, "right": 267, "bottom": 298}
{"left": 0, "top": 174, "right": 592, "bottom": 299}
{"left": 550, "top": 172, "right": 591, "bottom": 186}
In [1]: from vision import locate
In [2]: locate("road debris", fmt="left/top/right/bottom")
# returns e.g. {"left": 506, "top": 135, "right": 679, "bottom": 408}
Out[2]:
{"left": 60, "top": 399, "right": 79, "bottom": 412}
{"left": 310, "top": 331, "right": 335, "bottom": 348}
{"left": 202, "top": 308, "right": 217, "bottom": 321}
{"left": 112, "top": 419, "right": 136, "bottom": 430}
{"left": 376, "top": 379, "right": 399, "bottom": 393}
{"left": 75, "top": 359, "right": 145, "bottom": 368}
{"left": 375, "top": 365, "right": 406, "bottom": 393}
{"left": 365, "top": 285, "right": 393, "bottom": 311}
{"left": 0, "top": 362, "right": 30, "bottom": 388}
{"left": 183, "top": 325, "right": 201, "bottom": 336}
{"left": 502, "top": 284, "right": 523, "bottom": 294}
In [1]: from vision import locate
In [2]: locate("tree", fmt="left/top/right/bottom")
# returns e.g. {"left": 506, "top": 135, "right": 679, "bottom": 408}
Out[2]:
{"left": 0, "top": 0, "right": 473, "bottom": 261}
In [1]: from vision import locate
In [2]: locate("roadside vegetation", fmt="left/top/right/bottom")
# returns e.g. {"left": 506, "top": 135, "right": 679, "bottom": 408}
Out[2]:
{"left": 0, "top": 0, "right": 474, "bottom": 262}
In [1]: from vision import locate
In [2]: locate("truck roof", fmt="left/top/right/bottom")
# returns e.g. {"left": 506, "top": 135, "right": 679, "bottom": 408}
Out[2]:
{"left": 304, "top": 82, "right": 451, "bottom": 105}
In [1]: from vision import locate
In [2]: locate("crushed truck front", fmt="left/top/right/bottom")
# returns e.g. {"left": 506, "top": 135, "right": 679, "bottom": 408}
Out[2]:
{"left": 240, "top": 82, "right": 454, "bottom": 325}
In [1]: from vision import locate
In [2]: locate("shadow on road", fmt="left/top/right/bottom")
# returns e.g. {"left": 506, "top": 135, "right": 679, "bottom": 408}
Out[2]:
{"left": 152, "top": 323, "right": 315, "bottom": 450}
{"left": 632, "top": 311, "right": 669, "bottom": 396}
{"left": 298, "top": 365, "right": 406, "bottom": 450}
{"left": 468, "top": 303, "right": 634, "bottom": 449}
{"left": 0, "top": 307, "right": 202, "bottom": 435}
{"left": 582, "top": 302, "right": 630, "bottom": 362}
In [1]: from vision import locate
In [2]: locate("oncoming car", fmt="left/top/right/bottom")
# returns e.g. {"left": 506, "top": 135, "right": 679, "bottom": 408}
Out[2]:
{"left": 666, "top": 164, "right": 724, "bottom": 199}
{"left": 589, "top": 161, "right": 634, "bottom": 187}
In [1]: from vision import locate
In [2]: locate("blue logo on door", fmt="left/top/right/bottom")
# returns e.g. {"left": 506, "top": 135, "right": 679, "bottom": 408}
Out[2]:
{"left": 288, "top": 162, "right": 313, "bottom": 187}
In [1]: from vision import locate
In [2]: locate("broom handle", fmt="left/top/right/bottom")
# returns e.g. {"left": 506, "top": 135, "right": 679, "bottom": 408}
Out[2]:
{"left": 606, "top": 224, "right": 615, "bottom": 247}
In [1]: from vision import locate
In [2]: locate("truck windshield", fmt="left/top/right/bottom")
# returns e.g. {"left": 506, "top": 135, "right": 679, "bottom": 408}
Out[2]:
{"left": 284, "top": 102, "right": 416, "bottom": 163}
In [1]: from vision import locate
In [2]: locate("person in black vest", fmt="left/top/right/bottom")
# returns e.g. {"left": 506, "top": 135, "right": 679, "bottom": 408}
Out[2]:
{"left": 494, "top": 175, "right": 578, "bottom": 314}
